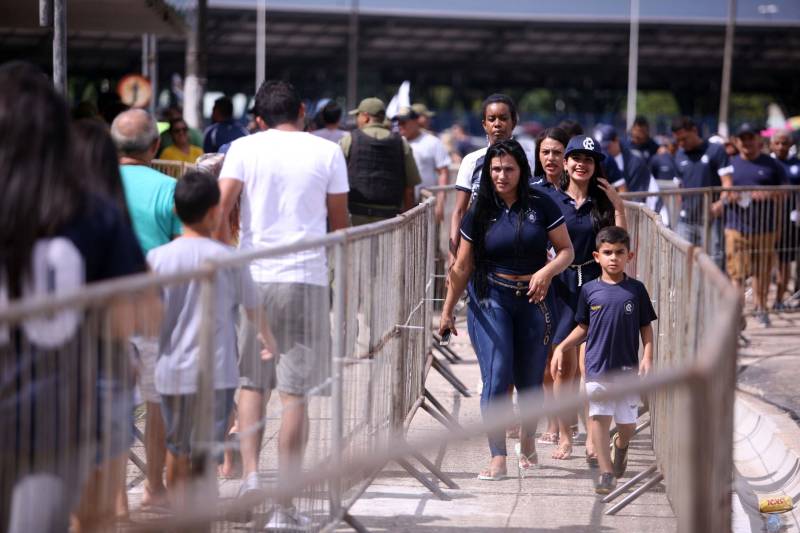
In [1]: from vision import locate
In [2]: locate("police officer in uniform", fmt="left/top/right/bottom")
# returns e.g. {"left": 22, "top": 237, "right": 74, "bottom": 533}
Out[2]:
{"left": 339, "top": 97, "right": 421, "bottom": 226}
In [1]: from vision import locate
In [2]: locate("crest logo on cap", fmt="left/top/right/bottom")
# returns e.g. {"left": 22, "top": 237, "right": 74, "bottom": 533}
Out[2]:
{"left": 582, "top": 137, "right": 595, "bottom": 150}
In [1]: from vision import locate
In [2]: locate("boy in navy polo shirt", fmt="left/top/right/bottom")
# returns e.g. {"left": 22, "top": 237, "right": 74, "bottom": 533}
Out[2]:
{"left": 552, "top": 226, "right": 656, "bottom": 494}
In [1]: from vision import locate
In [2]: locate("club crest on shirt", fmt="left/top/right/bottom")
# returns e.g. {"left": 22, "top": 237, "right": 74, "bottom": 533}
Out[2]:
{"left": 624, "top": 300, "right": 634, "bottom": 315}
{"left": 526, "top": 209, "right": 537, "bottom": 223}
{"left": 591, "top": 305, "right": 602, "bottom": 311}
{"left": 701, "top": 154, "right": 710, "bottom": 164}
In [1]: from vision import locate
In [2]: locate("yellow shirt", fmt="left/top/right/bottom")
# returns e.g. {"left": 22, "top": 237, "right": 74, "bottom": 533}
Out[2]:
{"left": 160, "top": 144, "right": 203, "bottom": 164}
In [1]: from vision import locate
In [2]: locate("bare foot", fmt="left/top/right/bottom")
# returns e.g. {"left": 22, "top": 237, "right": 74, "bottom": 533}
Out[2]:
{"left": 140, "top": 482, "right": 169, "bottom": 510}
{"left": 551, "top": 440, "right": 572, "bottom": 460}
{"left": 478, "top": 456, "right": 507, "bottom": 480}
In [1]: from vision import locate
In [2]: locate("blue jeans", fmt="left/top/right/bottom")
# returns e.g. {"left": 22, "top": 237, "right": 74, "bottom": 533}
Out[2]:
{"left": 467, "top": 274, "right": 552, "bottom": 456}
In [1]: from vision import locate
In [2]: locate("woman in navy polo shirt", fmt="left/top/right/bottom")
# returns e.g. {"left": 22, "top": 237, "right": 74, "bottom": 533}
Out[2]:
{"left": 532, "top": 127, "right": 571, "bottom": 190}
{"left": 439, "top": 139, "right": 574, "bottom": 480}
{"left": 549, "top": 135, "right": 627, "bottom": 463}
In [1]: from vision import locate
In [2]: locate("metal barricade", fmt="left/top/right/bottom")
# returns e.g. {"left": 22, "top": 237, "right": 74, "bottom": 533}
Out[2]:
{"left": 1, "top": 186, "right": 743, "bottom": 532}
{"left": 149, "top": 159, "right": 195, "bottom": 179}
{"left": 623, "top": 185, "right": 800, "bottom": 314}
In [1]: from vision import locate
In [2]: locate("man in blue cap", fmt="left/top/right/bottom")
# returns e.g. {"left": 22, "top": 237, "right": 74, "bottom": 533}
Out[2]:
{"left": 594, "top": 124, "right": 652, "bottom": 194}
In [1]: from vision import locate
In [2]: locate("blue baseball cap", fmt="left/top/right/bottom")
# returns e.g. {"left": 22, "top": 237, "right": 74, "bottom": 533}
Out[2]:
{"left": 593, "top": 124, "right": 618, "bottom": 149}
{"left": 565, "top": 134, "right": 606, "bottom": 162}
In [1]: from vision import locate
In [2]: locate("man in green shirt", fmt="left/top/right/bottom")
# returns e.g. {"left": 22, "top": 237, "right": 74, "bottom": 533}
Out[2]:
{"left": 339, "top": 97, "right": 421, "bottom": 225}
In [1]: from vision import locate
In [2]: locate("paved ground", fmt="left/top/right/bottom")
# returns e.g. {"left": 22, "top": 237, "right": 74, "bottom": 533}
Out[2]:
{"left": 338, "top": 315, "right": 677, "bottom": 532}
{"left": 739, "top": 310, "right": 800, "bottom": 422}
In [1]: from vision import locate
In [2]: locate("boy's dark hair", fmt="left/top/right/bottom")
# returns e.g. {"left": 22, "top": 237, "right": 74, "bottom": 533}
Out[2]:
{"left": 670, "top": 116, "right": 696, "bottom": 133}
{"left": 254, "top": 80, "right": 301, "bottom": 128}
{"left": 174, "top": 170, "right": 220, "bottom": 225}
{"left": 596, "top": 225, "right": 631, "bottom": 251}
{"left": 320, "top": 101, "right": 342, "bottom": 125}
{"left": 213, "top": 96, "right": 234, "bottom": 119}
{"left": 633, "top": 115, "right": 649, "bottom": 128}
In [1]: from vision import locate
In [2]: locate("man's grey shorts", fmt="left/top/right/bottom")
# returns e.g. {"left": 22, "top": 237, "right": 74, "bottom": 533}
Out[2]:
{"left": 237, "top": 282, "right": 331, "bottom": 396}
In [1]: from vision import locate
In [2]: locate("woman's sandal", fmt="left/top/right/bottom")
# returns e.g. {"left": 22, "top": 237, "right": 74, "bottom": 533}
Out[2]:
{"left": 536, "top": 432, "right": 559, "bottom": 445}
{"left": 585, "top": 449, "right": 599, "bottom": 468}
{"left": 514, "top": 442, "right": 538, "bottom": 477}
{"left": 551, "top": 442, "right": 573, "bottom": 460}
{"left": 477, "top": 468, "right": 507, "bottom": 481}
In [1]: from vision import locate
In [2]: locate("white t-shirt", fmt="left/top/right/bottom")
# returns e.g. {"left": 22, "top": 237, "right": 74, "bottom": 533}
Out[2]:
{"left": 147, "top": 237, "right": 260, "bottom": 395}
{"left": 454, "top": 142, "right": 536, "bottom": 199}
{"left": 408, "top": 131, "right": 451, "bottom": 200}
{"left": 220, "top": 129, "right": 350, "bottom": 285}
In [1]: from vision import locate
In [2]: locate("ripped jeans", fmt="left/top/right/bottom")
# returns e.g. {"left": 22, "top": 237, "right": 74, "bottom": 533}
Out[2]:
{"left": 467, "top": 273, "right": 552, "bottom": 456}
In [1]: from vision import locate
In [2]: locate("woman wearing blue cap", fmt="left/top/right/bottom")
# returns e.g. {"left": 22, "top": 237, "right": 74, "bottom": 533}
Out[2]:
{"left": 548, "top": 134, "right": 627, "bottom": 463}
{"left": 439, "top": 139, "right": 574, "bottom": 480}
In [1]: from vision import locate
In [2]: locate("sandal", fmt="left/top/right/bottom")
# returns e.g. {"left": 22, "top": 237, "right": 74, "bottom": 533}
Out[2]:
{"left": 551, "top": 441, "right": 572, "bottom": 460}
{"left": 514, "top": 442, "right": 538, "bottom": 477}
{"left": 477, "top": 468, "right": 506, "bottom": 481}
{"left": 585, "top": 449, "right": 599, "bottom": 468}
{"left": 537, "top": 432, "right": 559, "bottom": 445}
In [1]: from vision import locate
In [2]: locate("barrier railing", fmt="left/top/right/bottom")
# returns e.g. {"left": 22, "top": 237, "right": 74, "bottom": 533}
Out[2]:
{"left": 623, "top": 185, "right": 800, "bottom": 314}
{"left": 0, "top": 198, "right": 438, "bottom": 532}
{"left": 418, "top": 184, "right": 739, "bottom": 532}
{"left": 1, "top": 185, "right": 741, "bottom": 532}
{"left": 150, "top": 159, "right": 195, "bottom": 179}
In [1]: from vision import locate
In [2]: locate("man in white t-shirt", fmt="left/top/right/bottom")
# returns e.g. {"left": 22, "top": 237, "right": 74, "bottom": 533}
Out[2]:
{"left": 397, "top": 107, "right": 451, "bottom": 221}
{"left": 216, "top": 80, "right": 349, "bottom": 528}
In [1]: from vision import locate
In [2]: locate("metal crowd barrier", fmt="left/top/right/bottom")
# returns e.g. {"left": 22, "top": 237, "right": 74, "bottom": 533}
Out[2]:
{"left": 0, "top": 186, "right": 742, "bottom": 532}
{"left": 0, "top": 198, "right": 441, "bottom": 532}
{"left": 417, "top": 184, "right": 740, "bottom": 532}
{"left": 149, "top": 159, "right": 195, "bottom": 179}
{"left": 623, "top": 185, "right": 800, "bottom": 313}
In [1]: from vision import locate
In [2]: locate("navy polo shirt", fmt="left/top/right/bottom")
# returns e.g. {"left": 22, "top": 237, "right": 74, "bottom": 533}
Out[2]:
{"left": 674, "top": 141, "right": 731, "bottom": 222}
{"left": 550, "top": 190, "right": 600, "bottom": 265}
{"left": 460, "top": 192, "right": 565, "bottom": 275}
{"left": 575, "top": 276, "right": 657, "bottom": 380}
{"left": 602, "top": 157, "right": 626, "bottom": 189}
{"left": 627, "top": 137, "right": 659, "bottom": 163}
{"left": 775, "top": 155, "right": 800, "bottom": 185}
{"left": 650, "top": 152, "right": 678, "bottom": 182}
{"left": 725, "top": 154, "right": 787, "bottom": 234}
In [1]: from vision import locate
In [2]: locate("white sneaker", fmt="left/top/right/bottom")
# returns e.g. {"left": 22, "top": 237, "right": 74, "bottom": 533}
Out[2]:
{"left": 237, "top": 472, "right": 261, "bottom": 499}
{"left": 264, "top": 506, "right": 312, "bottom": 531}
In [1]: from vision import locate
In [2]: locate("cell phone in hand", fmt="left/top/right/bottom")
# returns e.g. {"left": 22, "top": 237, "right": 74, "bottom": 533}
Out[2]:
{"left": 440, "top": 329, "right": 452, "bottom": 346}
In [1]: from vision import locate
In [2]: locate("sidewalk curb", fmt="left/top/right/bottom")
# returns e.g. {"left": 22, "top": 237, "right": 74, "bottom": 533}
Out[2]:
{"left": 732, "top": 391, "right": 800, "bottom": 532}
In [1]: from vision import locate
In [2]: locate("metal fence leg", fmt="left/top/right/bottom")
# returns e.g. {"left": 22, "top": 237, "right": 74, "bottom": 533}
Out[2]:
{"left": 431, "top": 357, "right": 470, "bottom": 397}
{"left": 423, "top": 389, "right": 462, "bottom": 430}
{"left": 330, "top": 241, "right": 347, "bottom": 523}
{"left": 605, "top": 472, "right": 665, "bottom": 515}
{"left": 343, "top": 512, "right": 371, "bottom": 533}
{"left": 602, "top": 463, "right": 658, "bottom": 503}
{"left": 411, "top": 452, "right": 459, "bottom": 489}
{"left": 395, "top": 458, "right": 451, "bottom": 501}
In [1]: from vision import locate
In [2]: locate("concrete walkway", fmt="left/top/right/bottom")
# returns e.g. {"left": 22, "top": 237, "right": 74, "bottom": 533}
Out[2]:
{"left": 338, "top": 315, "right": 677, "bottom": 532}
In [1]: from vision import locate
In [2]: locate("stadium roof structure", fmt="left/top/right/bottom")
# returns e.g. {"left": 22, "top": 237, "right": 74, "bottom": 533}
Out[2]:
{"left": 1, "top": 0, "right": 798, "bottom": 115}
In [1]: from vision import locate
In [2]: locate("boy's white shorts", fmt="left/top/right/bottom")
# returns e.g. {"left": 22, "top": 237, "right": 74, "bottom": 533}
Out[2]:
{"left": 586, "top": 381, "right": 640, "bottom": 424}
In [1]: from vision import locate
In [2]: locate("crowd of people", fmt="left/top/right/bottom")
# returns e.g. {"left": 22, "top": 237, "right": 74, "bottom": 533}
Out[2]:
{"left": 2, "top": 57, "right": 799, "bottom": 532}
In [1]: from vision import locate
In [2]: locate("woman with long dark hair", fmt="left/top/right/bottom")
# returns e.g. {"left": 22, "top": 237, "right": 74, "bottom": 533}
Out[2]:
{"left": 548, "top": 135, "right": 627, "bottom": 463}
{"left": 530, "top": 126, "right": 572, "bottom": 448}
{"left": 439, "top": 139, "right": 574, "bottom": 480}
{"left": 532, "top": 127, "right": 571, "bottom": 189}
{"left": 0, "top": 62, "right": 146, "bottom": 532}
